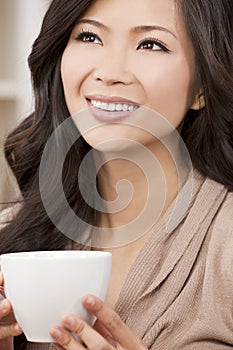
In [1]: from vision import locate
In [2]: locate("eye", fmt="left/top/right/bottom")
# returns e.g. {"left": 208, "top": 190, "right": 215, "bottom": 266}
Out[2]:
{"left": 75, "top": 30, "right": 102, "bottom": 45}
{"left": 137, "top": 38, "right": 170, "bottom": 53}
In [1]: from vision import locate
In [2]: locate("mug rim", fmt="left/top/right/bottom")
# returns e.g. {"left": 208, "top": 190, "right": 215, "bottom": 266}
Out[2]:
{"left": 0, "top": 250, "right": 112, "bottom": 260}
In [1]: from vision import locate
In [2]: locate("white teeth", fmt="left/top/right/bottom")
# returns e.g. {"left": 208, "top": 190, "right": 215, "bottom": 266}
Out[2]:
{"left": 109, "top": 103, "right": 115, "bottom": 111}
{"left": 128, "top": 105, "right": 134, "bottom": 112}
{"left": 90, "top": 100, "right": 139, "bottom": 112}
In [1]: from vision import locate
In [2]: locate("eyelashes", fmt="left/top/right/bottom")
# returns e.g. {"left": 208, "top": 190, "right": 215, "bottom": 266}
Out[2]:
{"left": 75, "top": 29, "right": 102, "bottom": 45}
{"left": 75, "top": 29, "right": 170, "bottom": 53}
{"left": 137, "top": 37, "right": 170, "bottom": 52}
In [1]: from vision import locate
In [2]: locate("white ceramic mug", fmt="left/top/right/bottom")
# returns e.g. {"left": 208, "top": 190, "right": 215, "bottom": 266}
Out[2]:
{"left": 0, "top": 250, "right": 112, "bottom": 343}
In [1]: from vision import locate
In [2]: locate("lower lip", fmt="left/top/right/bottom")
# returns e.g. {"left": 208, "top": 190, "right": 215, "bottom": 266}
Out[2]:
{"left": 86, "top": 100, "right": 138, "bottom": 123}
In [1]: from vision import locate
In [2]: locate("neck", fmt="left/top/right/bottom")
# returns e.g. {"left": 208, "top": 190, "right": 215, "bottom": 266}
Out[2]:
{"left": 93, "top": 138, "right": 189, "bottom": 232}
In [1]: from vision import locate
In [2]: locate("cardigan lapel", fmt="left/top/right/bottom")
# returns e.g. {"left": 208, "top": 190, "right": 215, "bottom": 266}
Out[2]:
{"left": 141, "top": 178, "right": 227, "bottom": 297}
{"left": 115, "top": 171, "right": 228, "bottom": 328}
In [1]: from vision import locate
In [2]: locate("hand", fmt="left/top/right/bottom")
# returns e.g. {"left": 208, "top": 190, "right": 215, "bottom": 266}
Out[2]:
{"left": 50, "top": 295, "right": 147, "bottom": 350}
{"left": 0, "top": 272, "right": 22, "bottom": 340}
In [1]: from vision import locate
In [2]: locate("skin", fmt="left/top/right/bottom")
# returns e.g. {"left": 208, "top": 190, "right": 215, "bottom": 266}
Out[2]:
{"left": 50, "top": 295, "right": 147, "bottom": 350}
{"left": 60, "top": 0, "right": 204, "bottom": 231}
{"left": 0, "top": 272, "right": 22, "bottom": 349}
{"left": 0, "top": 0, "right": 205, "bottom": 349}
{"left": 61, "top": 0, "right": 203, "bottom": 142}
{"left": 54, "top": 0, "right": 204, "bottom": 348}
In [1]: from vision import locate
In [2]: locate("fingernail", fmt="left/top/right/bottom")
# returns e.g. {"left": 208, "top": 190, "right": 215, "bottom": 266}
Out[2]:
{"left": 64, "top": 315, "right": 75, "bottom": 326}
{"left": 14, "top": 324, "right": 21, "bottom": 333}
{"left": 85, "top": 296, "right": 95, "bottom": 306}
{"left": 0, "top": 300, "right": 8, "bottom": 313}
{"left": 51, "top": 328, "right": 62, "bottom": 340}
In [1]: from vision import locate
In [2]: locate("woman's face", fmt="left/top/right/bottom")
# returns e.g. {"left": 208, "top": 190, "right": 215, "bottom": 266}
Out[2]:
{"left": 61, "top": 0, "right": 202, "bottom": 149}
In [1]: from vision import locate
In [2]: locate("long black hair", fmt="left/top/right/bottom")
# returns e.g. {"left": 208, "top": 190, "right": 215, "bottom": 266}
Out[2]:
{"left": 0, "top": 0, "right": 232, "bottom": 348}
{"left": 178, "top": 0, "right": 233, "bottom": 188}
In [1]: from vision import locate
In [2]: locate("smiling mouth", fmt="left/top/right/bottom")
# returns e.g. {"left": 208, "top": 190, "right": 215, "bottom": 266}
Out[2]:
{"left": 87, "top": 99, "right": 140, "bottom": 112}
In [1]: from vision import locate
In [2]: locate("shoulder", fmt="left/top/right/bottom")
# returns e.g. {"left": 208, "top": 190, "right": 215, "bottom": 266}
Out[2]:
{"left": 0, "top": 204, "right": 22, "bottom": 230}
{"left": 199, "top": 190, "right": 233, "bottom": 324}
{"left": 213, "top": 191, "right": 233, "bottom": 232}
{"left": 206, "top": 190, "right": 233, "bottom": 291}
{"left": 209, "top": 190, "right": 233, "bottom": 248}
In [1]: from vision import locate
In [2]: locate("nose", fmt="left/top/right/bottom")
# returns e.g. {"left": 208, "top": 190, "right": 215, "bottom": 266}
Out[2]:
{"left": 92, "top": 50, "right": 134, "bottom": 86}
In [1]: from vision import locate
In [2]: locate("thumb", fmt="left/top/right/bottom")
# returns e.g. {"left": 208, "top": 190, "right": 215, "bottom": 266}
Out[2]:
{"left": 0, "top": 323, "right": 22, "bottom": 339}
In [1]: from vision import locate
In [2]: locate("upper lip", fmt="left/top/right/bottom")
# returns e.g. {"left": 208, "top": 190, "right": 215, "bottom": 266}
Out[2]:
{"left": 86, "top": 95, "right": 140, "bottom": 105}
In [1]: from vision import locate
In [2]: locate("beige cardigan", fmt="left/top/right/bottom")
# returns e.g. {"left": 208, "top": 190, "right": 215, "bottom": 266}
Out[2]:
{"left": 1, "top": 170, "right": 233, "bottom": 349}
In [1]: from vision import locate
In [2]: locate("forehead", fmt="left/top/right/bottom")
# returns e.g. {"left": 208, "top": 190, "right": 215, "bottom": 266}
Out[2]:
{"left": 82, "top": 0, "right": 178, "bottom": 28}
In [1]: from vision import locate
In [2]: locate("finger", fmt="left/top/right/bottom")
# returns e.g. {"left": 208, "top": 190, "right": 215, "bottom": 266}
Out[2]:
{"left": 93, "top": 320, "right": 117, "bottom": 347}
{"left": 82, "top": 295, "right": 147, "bottom": 350}
{"left": 93, "top": 319, "right": 112, "bottom": 338}
{"left": 55, "top": 344, "right": 65, "bottom": 350}
{"left": 0, "top": 273, "right": 6, "bottom": 298}
{"left": 0, "top": 299, "right": 12, "bottom": 319}
{"left": 0, "top": 322, "right": 22, "bottom": 339}
{"left": 0, "top": 272, "right": 4, "bottom": 285}
{"left": 50, "top": 325, "right": 84, "bottom": 350}
{"left": 54, "top": 314, "right": 115, "bottom": 350}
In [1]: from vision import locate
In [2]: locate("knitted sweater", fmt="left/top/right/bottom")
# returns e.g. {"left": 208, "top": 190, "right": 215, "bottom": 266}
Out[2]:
{"left": 1, "top": 170, "right": 233, "bottom": 349}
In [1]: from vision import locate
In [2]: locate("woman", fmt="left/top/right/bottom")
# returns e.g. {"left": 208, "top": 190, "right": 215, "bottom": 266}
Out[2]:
{"left": 0, "top": 0, "right": 232, "bottom": 349}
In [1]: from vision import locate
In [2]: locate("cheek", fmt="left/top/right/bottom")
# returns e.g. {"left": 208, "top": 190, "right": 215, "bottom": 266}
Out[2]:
{"left": 139, "top": 55, "right": 194, "bottom": 127}
{"left": 61, "top": 49, "right": 78, "bottom": 95}
{"left": 61, "top": 47, "right": 93, "bottom": 111}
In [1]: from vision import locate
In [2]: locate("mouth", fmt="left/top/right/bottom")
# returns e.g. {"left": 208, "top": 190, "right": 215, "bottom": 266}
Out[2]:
{"left": 87, "top": 99, "right": 140, "bottom": 112}
{"left": 85, "top": 95, "right": 140, "bottom": 122}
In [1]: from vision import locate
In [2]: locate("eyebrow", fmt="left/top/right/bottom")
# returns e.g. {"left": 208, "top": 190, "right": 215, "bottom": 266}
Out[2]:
{"left": 132, "top": 25, "right": 177, "bottom": 39}
{"left": 76, "top": 19, "right": 177, "bottom": 40}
